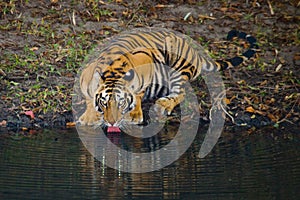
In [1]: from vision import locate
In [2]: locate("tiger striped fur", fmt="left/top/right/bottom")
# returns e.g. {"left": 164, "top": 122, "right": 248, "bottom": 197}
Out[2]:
{"left": 78, "top": 29, "right": 258, "bottom": 128}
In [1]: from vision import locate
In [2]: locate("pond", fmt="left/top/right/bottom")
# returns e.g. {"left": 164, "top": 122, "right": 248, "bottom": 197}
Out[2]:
{"left": 0, "top": 126, "right": 299, "bottom": 200}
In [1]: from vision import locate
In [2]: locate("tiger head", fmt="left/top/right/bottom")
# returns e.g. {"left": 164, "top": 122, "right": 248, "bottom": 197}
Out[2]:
{"left": 94, "top": 71, "right": 137, "bottom": 127}
{"left": 93, "top": 50, "right": 154, "bottom": 127}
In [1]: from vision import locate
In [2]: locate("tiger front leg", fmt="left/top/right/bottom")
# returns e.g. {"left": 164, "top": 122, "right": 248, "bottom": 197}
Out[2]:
{"left": 126, "top": 94, "right": 144, "bottom": 124}
{"left": 78, "top": 99, "right": 101, "bottom": 125}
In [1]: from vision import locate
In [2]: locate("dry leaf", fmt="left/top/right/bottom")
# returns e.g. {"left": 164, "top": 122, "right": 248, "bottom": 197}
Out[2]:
{"left": 30, "top": 47, "right": 39, "bottom": 51}
{"left": 259, "top": 104, "right": 269, "bottom": 110}
{"left": 0, "top": 120, "right": 7, "bottom": 127}
{"left": 246, "top": 106, "right": 255, "bottom": 113}
{"left": 244, "top": 96, "right": 252, "bottom": 105}
{"left": 275, "top": 64, "right": 282, "bottom": 72}
{"left": 66, "top": 122, "right": 76, "bottom": 127}
{"left": 260, "top": 80, "right": 268, "bottom": 86}
{"left": 265, "top": 98, "right": 275, "bottom": 105}
{"left": 29, "top": 130, "right": 37, "bottom": 135}
{"left": 255, "top": 110, "right": 266, "bottom": 116}
{"left": 25, "top": 111, "right": 35, "bottom": 119}
{"left": 267, "top": 113, "right": 278, "bottom": 122}
{"left": 237, "top": 80, "right": 246, "bottom": 85}
{"left": 223, "top": 97, "right": 231, "bottom": 105}
{"left": 219, "top": 7, "right": 228, "bottom": 12}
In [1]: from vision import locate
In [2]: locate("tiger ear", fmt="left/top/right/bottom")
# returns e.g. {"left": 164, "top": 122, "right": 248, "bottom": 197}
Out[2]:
{"left": 89, "top": 68, "right": 103, "bottom": 97}
{"left": 93, "top": 70, "right": 101, "bottom": 80}
{"left": 93, "top": 70, "right": 100, "bottom": 80}
{"left": 80, "top": 63, "right": 102, "bottom": 99}
{"left": 93, "top": 68, "right": 104, "bottom": 81}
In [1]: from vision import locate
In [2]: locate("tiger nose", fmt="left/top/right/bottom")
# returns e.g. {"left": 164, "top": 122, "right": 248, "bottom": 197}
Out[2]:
{"left": 108, "top": 120, "right": 116, "bottom": 126}
{"left": 107, "top": 112, "right": 118, "bottom": 126}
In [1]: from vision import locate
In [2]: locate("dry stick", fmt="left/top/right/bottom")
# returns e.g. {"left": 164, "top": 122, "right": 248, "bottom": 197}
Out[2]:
{"left": 0, "top": 69, "right": 6, "bottom": 77}
{"left": 72, "top": 10, "right": 76, "bottom": 26}
{"left": 126, "top": 4, "right": 143, "bottom": 27}
{"left": 267, "top": 0, "right": 274, "bottom": 15}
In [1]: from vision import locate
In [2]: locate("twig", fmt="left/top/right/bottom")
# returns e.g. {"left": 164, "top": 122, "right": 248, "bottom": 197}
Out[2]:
{"left": 155, "top": 4, "right": 174, "bottom": 8}
{"left": 0, "top": 69, "right": 6, "bottom": 77}
{"left": 126, "top": 4, "right": 143, "bottom": 27}
{"left": 198, "top": 14, "right": 216, "bottom": 20}
{"left": 69, "top": 10, "right": 76, "bottom": 26}
{"left": 267, "top": 0, "right": 274, "bottom": 15}
{"left": 72, "top": 10, "right": 76, "bottom": 26}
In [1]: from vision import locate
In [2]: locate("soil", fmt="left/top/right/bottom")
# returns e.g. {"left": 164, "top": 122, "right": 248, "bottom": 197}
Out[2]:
{"left": 0, "top": 0, "right": 299, "bottom": 133}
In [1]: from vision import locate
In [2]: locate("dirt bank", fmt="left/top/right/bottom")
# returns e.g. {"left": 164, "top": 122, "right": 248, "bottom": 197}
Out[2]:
{"left": 0, "top": 0, "right": 299, "bottom": 132}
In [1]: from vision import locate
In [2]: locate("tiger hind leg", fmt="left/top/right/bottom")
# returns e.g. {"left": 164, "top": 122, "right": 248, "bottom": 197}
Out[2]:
{"left": 154, "top": 73, "right": 187, "bottom": 116}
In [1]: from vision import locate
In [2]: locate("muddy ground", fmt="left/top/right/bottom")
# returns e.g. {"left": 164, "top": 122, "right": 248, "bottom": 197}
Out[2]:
{"left": 0, "top": 0, "right": 299, "bottom": 133}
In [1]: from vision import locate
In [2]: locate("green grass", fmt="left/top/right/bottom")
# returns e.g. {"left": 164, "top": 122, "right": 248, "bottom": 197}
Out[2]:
{"left": 0, "top": 3, "right": 98, "bottom": 114}
{"left": 0, "top": 0, "right": 17, "bottom": 17}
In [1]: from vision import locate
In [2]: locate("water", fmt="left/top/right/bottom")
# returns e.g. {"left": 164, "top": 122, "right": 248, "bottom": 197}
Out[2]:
{"left": 0, "top": 127, "right": 299, "bottom": 199}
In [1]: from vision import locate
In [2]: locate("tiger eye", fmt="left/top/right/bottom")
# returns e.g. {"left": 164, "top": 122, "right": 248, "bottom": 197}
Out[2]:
{"left": 123, "top": 70, "right": 134, "bottom": 81}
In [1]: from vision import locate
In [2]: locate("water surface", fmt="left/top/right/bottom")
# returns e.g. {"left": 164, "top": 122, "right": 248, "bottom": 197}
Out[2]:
{"left": 0, "top": 127, "right": 299, "bottom": 199}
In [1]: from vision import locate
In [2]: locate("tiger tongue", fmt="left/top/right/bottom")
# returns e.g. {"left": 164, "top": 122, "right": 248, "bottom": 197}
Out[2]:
{"left": 107, "top": 126, "right": 121, "bottom": 133}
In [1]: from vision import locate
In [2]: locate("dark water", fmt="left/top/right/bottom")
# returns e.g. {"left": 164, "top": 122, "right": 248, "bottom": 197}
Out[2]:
{"left": 0, "top": 127, "right": 299, "bottom": 200}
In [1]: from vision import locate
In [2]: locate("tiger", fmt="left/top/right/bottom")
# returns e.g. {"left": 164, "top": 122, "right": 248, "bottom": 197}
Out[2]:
{"left": 78, "top": 28, "right": 258, "bottom": 129}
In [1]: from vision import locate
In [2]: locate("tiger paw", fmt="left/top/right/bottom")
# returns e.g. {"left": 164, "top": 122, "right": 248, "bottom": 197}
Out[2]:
{"left": 78, "top": 110, "right": 101, "bottom": 125}
{"left": 127, "top": 109, "right": 144, "bottom": 124}
{"left": 155, "top": 98, "right": 176, "bottom": 115}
